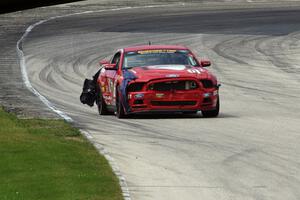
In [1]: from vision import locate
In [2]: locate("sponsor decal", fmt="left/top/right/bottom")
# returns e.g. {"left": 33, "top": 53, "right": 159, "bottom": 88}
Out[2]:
{"left": 147, "top": 65, "right": 186, "bottom": 70}
{"left": 156, "top": 93, "right": 165, "bottom": 98}
{"left": 137, "top": 49, "right": 176, "bottom": 54}
{"left": 104, "top": 95, "right": 112, "bottom": 100}
{"left": 113, "top": 76, "right": 119, "bottom": 99}
{"left": 165, "top": 74, "right": 179, "bottom": 78}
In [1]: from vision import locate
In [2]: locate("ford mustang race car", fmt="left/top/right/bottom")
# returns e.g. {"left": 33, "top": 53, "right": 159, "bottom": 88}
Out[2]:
{"left": 83, "top": 45, "right": 220, "bottom": 118}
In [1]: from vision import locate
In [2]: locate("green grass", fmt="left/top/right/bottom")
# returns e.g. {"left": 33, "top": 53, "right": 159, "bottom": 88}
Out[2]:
{"left": 0, "top": 108, "right": 123, "bottom": 200}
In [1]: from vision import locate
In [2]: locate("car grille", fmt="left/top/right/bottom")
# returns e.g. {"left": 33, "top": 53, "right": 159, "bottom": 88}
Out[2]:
{"left": 200, "top": 79, "right": 214, "bottom": 88}
{"left": 151, "top": 101, "right": 197, "bottom": 106}
{"left": 148, "top": 80, "right": 198, "bottom": 91}
{"left": 127, "top": 82, "right": 145, "bottom": 92}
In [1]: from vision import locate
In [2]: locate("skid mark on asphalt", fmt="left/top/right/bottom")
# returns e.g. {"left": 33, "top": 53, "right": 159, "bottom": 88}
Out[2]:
{"left": 20, "top": 5, "right": 300, "bottom": 200}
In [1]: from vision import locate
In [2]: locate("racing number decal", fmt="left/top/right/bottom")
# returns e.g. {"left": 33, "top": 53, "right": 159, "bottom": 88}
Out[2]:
{"left": 113, "top": 75, "right": 119, "bottom": 101}
{"left": 108, "top": 79, "right": 114, "bottom": 93}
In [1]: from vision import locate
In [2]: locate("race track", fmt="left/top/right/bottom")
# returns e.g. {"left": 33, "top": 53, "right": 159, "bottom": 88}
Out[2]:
{"left": 22, "top": 4, "right": 300, "bottom": 200}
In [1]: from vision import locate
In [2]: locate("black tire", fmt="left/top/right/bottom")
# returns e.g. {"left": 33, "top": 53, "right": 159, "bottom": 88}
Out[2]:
{"left": 96, "top": 86, "right": 108, "bottom": 115}
{"left": 202, "top": 97, "right": 220, "bottom": 118}
{"left": 116, "top": 87, "right": 127, "bottom": 119}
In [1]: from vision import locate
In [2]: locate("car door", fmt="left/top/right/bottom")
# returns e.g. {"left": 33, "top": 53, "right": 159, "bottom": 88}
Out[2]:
{"left": 104, "top": 51, "right": 120, "bottom": 105}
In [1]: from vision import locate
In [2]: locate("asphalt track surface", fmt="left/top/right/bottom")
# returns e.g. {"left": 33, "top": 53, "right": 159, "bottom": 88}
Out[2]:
{"left": 22, "top": 4, "right": 300, "bottom": 200}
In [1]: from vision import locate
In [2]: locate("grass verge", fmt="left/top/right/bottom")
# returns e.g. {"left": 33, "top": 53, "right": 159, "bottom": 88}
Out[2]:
{"left": 0, "top": 107, "right": 123, "bottom": 200}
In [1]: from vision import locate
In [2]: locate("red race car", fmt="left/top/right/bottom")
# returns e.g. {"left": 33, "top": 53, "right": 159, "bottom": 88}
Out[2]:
{"left": 94, "top": 45, "right": 220, "bottom": 118}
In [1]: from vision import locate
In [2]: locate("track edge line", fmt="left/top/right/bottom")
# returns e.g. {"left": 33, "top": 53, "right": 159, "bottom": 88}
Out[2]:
{"left": 16, "top": 3, "right": 185, "bottom": 200}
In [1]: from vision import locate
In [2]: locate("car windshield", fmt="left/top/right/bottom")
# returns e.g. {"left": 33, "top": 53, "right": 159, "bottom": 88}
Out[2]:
{"left": 123, "top": 49, "right": 198, "bottom": 69}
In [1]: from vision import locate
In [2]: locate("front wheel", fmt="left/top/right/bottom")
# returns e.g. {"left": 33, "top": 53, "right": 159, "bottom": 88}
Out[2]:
{"left": 116, "top": 87, "right": 127, "bottom": 119}
{"left": 202, "top": 97, "right": 220, "bottom": 118}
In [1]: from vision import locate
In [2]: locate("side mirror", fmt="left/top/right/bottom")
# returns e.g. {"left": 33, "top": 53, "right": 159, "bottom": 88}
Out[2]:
{"left": 104, "top": 63, "right": 117, "bottom": 70}
{"left": 200, "top": 60, "right": 211, "bottom": 67}
{"left": 99, "top": 59, "right": 109, "bottom": 65}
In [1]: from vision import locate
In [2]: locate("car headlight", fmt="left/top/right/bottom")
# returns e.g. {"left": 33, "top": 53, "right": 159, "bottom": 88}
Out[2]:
{"left": 203, "top": 93, "right": 211, "bottom": 98}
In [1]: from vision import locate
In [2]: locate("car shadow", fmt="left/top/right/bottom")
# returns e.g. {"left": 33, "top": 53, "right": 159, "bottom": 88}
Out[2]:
{"left": 129, "top": 112, "right": 237, "bottom": 119}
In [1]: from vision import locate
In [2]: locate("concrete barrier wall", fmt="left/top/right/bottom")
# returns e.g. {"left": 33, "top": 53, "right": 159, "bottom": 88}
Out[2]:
{"left": 0, "top": 0, "right": 82, "bottom": 13}
{"left": 2, "top": 0, "right": 300, "bottom": 13}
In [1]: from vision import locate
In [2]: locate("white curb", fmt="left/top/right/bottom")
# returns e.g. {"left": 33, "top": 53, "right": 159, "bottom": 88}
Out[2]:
{"left": 16, "top": 3, "right": 185, "bottom": 200}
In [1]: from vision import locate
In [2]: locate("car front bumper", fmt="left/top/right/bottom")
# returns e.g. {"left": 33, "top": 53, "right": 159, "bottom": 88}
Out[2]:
{"left": 127, "top": 88, "right": 219, "bottom": 114}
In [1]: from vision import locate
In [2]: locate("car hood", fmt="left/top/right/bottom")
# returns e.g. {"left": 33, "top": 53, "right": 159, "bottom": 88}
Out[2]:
{"left": 128, "top": 65, "right": 211, "bottom": 82}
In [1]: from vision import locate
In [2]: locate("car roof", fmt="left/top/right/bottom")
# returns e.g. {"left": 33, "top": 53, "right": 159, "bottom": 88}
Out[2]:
{"left": 123, "top": 45, "right": 189, "bottom": 52}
